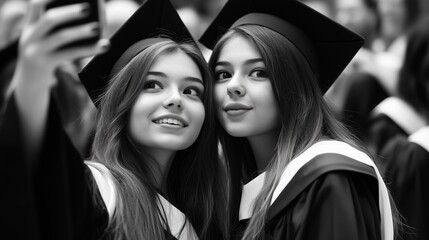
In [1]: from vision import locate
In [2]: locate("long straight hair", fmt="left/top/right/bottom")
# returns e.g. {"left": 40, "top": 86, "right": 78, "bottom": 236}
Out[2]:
{"left": 91, "top": 39, "right": 228, "bottom": 240}
{"left": 209, "top": 25, "right": 394, "bottom": 240}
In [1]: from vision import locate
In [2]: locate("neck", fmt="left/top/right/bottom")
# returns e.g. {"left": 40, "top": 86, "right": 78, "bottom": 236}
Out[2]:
{"left": 145, "top": 148, "right": 176, "bottom": 194}
{"left": 247, "top": 130, "right": 280, "bottom": 172}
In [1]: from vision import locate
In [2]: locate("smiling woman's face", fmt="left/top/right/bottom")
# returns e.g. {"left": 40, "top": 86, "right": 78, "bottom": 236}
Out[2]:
{"left": 214, "top": 35, "right": 280, "bottom": 138}
{"left": 129, "top": 50, "right": 205, "bottom": 153}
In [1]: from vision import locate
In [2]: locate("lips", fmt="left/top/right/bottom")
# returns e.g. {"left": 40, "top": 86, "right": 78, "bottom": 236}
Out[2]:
{"left": 223, "top": 103, "right": 253, "bottom": 111}
{"left": 153, "top": 115, "right": 188, "bottom": 127}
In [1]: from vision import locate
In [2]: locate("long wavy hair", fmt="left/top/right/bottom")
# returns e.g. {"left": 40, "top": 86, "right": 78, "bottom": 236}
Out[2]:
{"left": 209, "top": 25, "right": 399, "bottom": 239}
{"left": 397, "top": 16, "right": 429, "bottom": 121}
{"left": 90, "top": 39, "right": 228, "bottom": 240}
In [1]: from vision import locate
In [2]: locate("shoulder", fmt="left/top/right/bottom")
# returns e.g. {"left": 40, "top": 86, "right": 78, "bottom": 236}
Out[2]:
{"left": 408, "top": 126, "right": 429, "bottom": 153}
{"left": 380, "top": 131, "right": 429, "bottom": 173}
{"left": 371, "top": 97, "right": 426, "bottom": 134}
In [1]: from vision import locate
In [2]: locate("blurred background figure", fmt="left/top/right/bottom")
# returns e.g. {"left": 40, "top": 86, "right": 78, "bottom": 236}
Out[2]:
{"left": 324, "top": 0, "right": 388, "bottom": 141}
{"left": 173, "top": 0, "right": 227, "bottom": 60}
{"left": 375, "top": 0, "right": 420, "bottom": 56}
{"left": 367, "top": 16, "right": 429, "bottom": 240}
{"left": 324, "top": 0, "right": 427, "bottom": 143}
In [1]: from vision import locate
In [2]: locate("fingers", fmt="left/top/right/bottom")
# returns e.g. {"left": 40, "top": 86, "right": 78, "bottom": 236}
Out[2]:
{"left": 43, "top": 21, "right": 100, "bottom": 52}
{"left": 19, "top": 2, "right": 103, "bottom": 63}
{"left": 30, "top": 3, "right": 91, "bottom": 42}
{"left": 23, "top": 0, "right": 51, "bottom": 27}
{"left": 50, "top": 38, "right": 110, "bottom": 64}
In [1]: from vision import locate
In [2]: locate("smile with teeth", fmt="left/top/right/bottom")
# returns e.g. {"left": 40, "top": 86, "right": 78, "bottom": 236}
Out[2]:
{"left": 154, "top": 118, "right": 186, "bottom": 127}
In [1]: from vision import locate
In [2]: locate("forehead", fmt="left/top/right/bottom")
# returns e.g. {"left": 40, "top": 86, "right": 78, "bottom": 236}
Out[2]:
{"left": 217, "top": 35, "right": 262, "bottom": 62}
{"left": 149, "top": 51, "right": 203, "bottom": 78}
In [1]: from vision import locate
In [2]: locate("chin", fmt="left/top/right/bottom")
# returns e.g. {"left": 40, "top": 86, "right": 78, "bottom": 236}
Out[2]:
{"left": 223, "top": 126, "right": 251, "bottom": 138}
{"left": 165, "top": 139, "right": 196, "bottom": 150}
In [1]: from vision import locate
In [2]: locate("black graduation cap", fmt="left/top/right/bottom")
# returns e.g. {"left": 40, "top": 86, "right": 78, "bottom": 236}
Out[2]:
{"left": 78, "top": 0, "right": 196, "bottom": 106}
{"left": 199, "top": 0, "right": 365, "bottom": 93}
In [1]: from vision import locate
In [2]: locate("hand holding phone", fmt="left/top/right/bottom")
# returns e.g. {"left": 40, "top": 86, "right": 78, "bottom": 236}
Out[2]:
{"left": 46, "top": 0, "right": 106, "bottom": 49}
{"left": 15, "top": 0, "right": 109, "bottom": 88}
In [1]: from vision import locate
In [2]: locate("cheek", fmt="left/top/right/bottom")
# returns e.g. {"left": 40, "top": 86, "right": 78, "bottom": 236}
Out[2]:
{"left": 214, "top": 83, "right": 226, "bottom": 108}
{"left": 196, "top": 104, "right": 206, "bottom": 126}
{"left": 189, "top": 101, "right": 206, "bottom": 128}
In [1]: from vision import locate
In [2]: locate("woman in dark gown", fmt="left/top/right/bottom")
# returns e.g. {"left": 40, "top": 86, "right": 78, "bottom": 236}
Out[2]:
{"left": 199, "top": 0, "right": 398, "bottom": 239}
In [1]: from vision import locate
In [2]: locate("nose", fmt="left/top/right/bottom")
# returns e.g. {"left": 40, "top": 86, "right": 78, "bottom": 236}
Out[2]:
{"left": 227, "top": 75, "right": 246, "bottom": 98}
{"left": 163, "top": 90, "right": 183, "bottom": 111}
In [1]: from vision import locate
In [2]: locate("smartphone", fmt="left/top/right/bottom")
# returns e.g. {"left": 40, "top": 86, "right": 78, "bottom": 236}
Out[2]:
{"left": 46, "top": 0, "right": 106, "bottom": 49}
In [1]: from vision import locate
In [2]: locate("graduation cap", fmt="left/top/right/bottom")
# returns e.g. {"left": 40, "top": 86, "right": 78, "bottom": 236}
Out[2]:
{"left": 78, "top": 0, "right": 196, "bottom": 106}
{"left": 199, "top": 0, "right": 365, "bottom": 93}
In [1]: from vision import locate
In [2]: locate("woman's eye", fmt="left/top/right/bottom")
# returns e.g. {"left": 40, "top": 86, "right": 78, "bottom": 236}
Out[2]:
{"left": 215, "top": 72, "right": 231, "bottom": 80}
{"left": 143, "top": 80, "right": 163, "bottom": 90}
{"left": 184, "top": 87, "right": 202, "bottom": 98}
{"left": 250, "top": 69, "right": 268, "bottom": 78}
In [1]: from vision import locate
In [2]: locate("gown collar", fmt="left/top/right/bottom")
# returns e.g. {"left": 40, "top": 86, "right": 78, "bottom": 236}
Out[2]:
{"left": 86, "top": 162, "right": 198, "bottom": 240}
{"left": 372, "top": 97, "right": 426, "bottom": 135}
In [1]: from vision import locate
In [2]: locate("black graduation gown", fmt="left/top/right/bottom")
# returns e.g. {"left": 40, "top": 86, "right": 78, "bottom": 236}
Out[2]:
{"left": 341, "top": 72, "right": 389, "bottom": 142}
{"left": 377, "top": 134, "right": 429, "bottom": 240}
{"left": 232, "top": 152, "right": 385, "bottom": 240}
{"left": 367, "top": 97, "right": 426, "bottom": 156}
{"left": 367, "top": 114, "right": 407, "bottom": 156}
{"left": 0, "top": 91, "right": 40, "bottom": 239}
{"left": 365, "top": 97, "right": 429, "bottom": 240}
{"left": 1, "top": 95, "right": 108, "bottom": 240}
{"left": 0, "top": 95, "right": 182, "bottom": 240}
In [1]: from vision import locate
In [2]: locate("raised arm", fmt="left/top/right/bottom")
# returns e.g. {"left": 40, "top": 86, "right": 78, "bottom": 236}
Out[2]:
{"left": 10, "top": 0, "right": 108, "bottom": 168}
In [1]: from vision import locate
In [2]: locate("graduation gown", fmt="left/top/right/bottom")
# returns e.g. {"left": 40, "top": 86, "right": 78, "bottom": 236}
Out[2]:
{"left": 233, "top": 141, "right": 394, "bottom": 240}
{"left": 0, "top": 94, "right": 197, "bottom": 240}
{"left": 377, "top": 127, "right": 429, "bottom": 240}
{"left": 340, "top": 72, "right": 389, "bottom": 142}
{"left": 368, "top": 97, "right": 427, "bottom": 155}
{"left": 367, "top": 97, "right": 429, "bottom": 240}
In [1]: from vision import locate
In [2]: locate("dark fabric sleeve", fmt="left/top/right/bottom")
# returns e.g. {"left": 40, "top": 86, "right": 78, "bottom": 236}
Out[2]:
{"left": 266, "top": 171, "right": 381, "bottom": 240}
{"left": 0, "top": 94, "right": 108, "bottom": 240}
{"left": 0, "top": 96, "right": 40, "bottom": 239}
{"left": 378, "top": 136, "right": 429, "bottom": 240}
{"left": 35, "top": 94, "right": 108, "bottom": 240}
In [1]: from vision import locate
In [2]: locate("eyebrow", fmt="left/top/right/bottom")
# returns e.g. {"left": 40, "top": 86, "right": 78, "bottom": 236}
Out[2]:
{"left": 147, "top": 71, "right": 204, "bottom": 84}
{"left": 215, "top": 58, "right": 265, "bottom": 67}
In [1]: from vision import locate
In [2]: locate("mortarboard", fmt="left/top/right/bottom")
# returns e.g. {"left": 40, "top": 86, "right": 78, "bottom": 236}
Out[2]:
{"left": 199, "top": 0, "right": 365, "bottom": 93}
{"left": 78, "top": 0, "right": 196, "bottom": 106}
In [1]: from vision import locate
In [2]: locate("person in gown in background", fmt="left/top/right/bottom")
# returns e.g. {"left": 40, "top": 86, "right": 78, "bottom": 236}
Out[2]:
{"left": 199, "top": 0, "right": 398, "bottom": 239}
{"left": 367, "top": 0, "right": 422, "bottom": 97}
{"left": 0, "top": 0, "right": 228, "bottom": 239}
{"left": 325, "top": 0, "right": 389, "bottom": 142}
{"left": 367, "top": 16, "right": 429, "bottom": 240}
